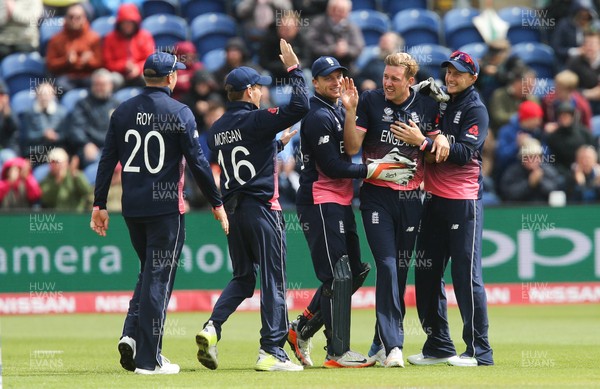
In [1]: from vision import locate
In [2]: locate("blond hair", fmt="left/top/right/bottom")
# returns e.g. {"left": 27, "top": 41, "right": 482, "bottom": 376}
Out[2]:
{"left": 384, "top": 53, "right": 419, "bottom": 79}
{"left": 554, "top": 70, "right": 579, "bottom": 91}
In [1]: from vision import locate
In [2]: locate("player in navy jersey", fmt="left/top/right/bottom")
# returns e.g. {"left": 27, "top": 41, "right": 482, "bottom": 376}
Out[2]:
{"left": 287, "top": 56, "right": 413, "bottom": 368}
{"left": 393, "top": 51, "right": 494, "bottom": 367}
{"left": 344, "top": 52, "right": 449, "bottom": 367}
{"left": 194, "top": 39, "right": 308, "bottom": 372}
{"left": 91, "top": 52, "right": 229, "bottom": 375}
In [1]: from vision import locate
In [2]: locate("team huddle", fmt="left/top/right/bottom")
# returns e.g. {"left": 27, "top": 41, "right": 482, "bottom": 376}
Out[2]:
{"left": 90, "top": 38, "right": 492, "bottom": 374}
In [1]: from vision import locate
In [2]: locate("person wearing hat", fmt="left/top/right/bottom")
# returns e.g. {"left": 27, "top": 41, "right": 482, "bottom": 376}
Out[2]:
{"left": 500, "top": 137, "right": 563, "bottom": 202}
{"left": 344, "top": 52, "right": 445, "bottom": 367}
{"left": 91, "top": 51, "right": 229, "bottom": 375}
{"left": 396, "top": 50, "right": 494, "bottom": 367}
{"left": 195, "top": 39, "right": 308, "bottom": 372}
{"left": 287, "top": 56, "right": 415, "bottom": 369}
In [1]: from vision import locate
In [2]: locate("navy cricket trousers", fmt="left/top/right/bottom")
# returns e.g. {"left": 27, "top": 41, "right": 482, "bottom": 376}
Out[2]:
{"left": 209, "top": 196, "right": 289, "bottom": 361}
{"left": 122, "top": 213, "right": 185, "bottom": 370}
{"left": 414, "top": 195, "right": 493, "bottom": 365}
{"left": 359, "top": 183, "right": 423, "bottom": 354}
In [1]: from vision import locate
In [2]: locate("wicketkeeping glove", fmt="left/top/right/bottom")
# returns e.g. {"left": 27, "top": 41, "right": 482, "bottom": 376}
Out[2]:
{"left": 366, "top": 148, "right": 417, "bottom": 185}
{"left": 412, "top": 77, "right": 450, "bottom": 103}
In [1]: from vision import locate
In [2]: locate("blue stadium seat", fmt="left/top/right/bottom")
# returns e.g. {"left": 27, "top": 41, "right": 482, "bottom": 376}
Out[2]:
{"left": 142, "top": 14, "right": 189, "bottom": 49}
{"left": 382, "top": 0, "right": 428, "bottom": 16}
{"left": 142, "top": 0, "right": 178, "bottom": 18}
{"left": 408, "top": 44, "right": 452, "bottom": 80}
{"left": 0, "top": 52, "right": 47, "bottom": 96}
{"left": 60, "top": 88, "right": 89, "bottom": 112}
{"left": 114, "top": 87, "right": 142, "bottom": 103}
{"left": 443, "top": 8, "right": 484, "bottom": 50}
{"left": 10, "top": 89, "right": 36, "bottom": 116}
{"left": 202, "top": 48, "right": 226, "bottom": 72}
{"left": 190, "top": 13, "right": 237, "bottom": 57}
{"left": 355, "top": 45, "right": 380, "bottom": 71}
{"left": 458, "top": 42, "right": 488, "bottom": 61}
{"left": 592, "top": 115, "right": 600, "bottom": 137}
{"left": 393, "top": 9, "right": 440, "bottom": 48}
{"left": 39, "top": 17, "right": 64, "bottom": 56}
{"left": 511, "top": 42, "right": 556, "bottom": 79}
{"left": 91, "top": 16, "right": 116, "bottom": 38}
{"left": 181, "top": 0, "right": 226, "bottom": 23}
{"left": 499, "top": 7, "right": 542, "bottom": 45}
{"left": 348, "top": 10, "right": 391, "bottom": 47}
{"left": 352, "top": 0, "right": 378, "bottom": 11}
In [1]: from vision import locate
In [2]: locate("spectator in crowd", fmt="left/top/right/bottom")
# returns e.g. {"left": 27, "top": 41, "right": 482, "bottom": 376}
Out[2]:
{"left": 476, "top": 38, "right": 511, "bottom": 104}
{"left": 39, "top": 147, "right": 91, "bottom": 211}
{"left": 0, "top": 80, "right": 19, "bottom": 163}
{"left": 355, "top": 31, "right": 403, "bottom": 92}
{"left": 236, "top": 0, "right": 293, "bottom": 45}
{"left": 259, "top": 12, "right": 309, "bottom": 82}
{"left": 67, "top": 68, "right": 119, "bottom": 175}
{"left": 500, "top": 138, "right": 563, "bottom": 203}
{"left": 545, "top": 102, "right": 596, "bottom": 177}
{"left": 567, "top": 145, "right": 600, "bottom": 202}
{"left": 488, "top": 65, "right": 537, "bottom": 133}
{"left": 181, "top": 69, "right": 224, "bottom": 134}
{"left": 172, "top": 41, "right": 203, "bottom": 101}
{"left": 305, "top": 0, "right": 364, "bottom": 72}
{"left": 0, "top": 0, "right": 43, "bottom": 61}
{"left": 42, "top": 0, "right": 93, "bottom": 17}
{"left": 567, "top": 31, "right": 600, "bottom": 115}
{"left": 291, "top": 0, "right": 327, "bottom": 17}
{"left": 20, "top": 82, "right": 67, "bottom": 159}
{"left": 102, "top": 3, "right": 154, "bottom": 87}
{"left": 214, "top": 37, "right": 257, "bottom": 96}
{"left": 46, "top": 3, "right": 102, "bottom": 92}
{"left": 495, "top": 101, "right": 545, "bottom": 182}
{"left": 542, "top": 70, "right": 592, "bottom": 132}
{"left": 551, "top": 0, "right": 597, "bottom": 64}
{"left": 0, "top": 156, "right": 41, "bottom": 209}
{"left": 106, "top": 162, "right": 122, "bottom": 212}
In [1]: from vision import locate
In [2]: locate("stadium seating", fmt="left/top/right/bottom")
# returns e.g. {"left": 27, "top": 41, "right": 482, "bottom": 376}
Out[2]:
{"left": 352, "top": 0, "right": 378, "bottom": 11}
{"left": 181, "top": 0, "right": 227, "bottom": 23}
{"left": 190, "top": 13, "right": 237, "bottom": 57}
{"left": 511, "top": 42, "right": 556, "bottom": 79}
{"left": 141, "top": 0, "right": 178, "bottom": 18}
{"left": 113, "top": 87, "right": 142, "bottom": 103}
{"left": 0, "top": 52, "right": 47, "bottom": 97}
{"left": 60, "top": 88, "right": 89, "bottom": 112}
{"left": 592, "top": 115, "right": 600, "bottom": 137}
{"left": 393, "top": 9, "right": 440, "bottom": 48}
{"left": 443, "top": 8, "right": 484, "bottom": 50}
{"left": 499, "top": 6, "right": 542, "bottom": 45}
{"left": 382, "top": 0, "right": 428, "bottom": 16}
{"left": 202, "top": 48, "right": 226, "bottom": 72}
{"left": 355, "top": 45, "right": 380, "bottom": 71}
{"left": 39, "top": 17, "right": 64, "bottom": 56}
{"left": 458, "top": 42, "right": 488, "bottom": 61}
{"left": 408, "top": 44, "right": 452, "bottom": 80}
{"left": 141, "top": 14, "right": 189, "bottom": 49}
{"left": 90, "top": 16, "right": 116, "bottom": 38}
{"left": 10, "top": 89, "right": 36, "bottom": 116}
{"left": 348, "top": 10, "right": 391, "bottom": 47}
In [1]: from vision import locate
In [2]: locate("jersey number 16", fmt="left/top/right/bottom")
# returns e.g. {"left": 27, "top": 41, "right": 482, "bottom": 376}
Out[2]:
{"left": 217, "top": 146, "right": 256, "bottom": 189}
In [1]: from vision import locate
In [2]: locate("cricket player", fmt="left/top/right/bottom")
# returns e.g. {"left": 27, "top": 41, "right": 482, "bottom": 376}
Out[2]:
{"left": 91, "top": 52, "right": 229, "bottom": 374}
{"left": 393, "top": 50, "right": 494, "bottom": 366}
{"left": 344, "top": 52, "right": 447, "bottom": 367}
{"left": 288, "top": 56, "right": 415, "bottom": 368}
{"left": 195, "top": 39, "right": 308, "bottom": 372}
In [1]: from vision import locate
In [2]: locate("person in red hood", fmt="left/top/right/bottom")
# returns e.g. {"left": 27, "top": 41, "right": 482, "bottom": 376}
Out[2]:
{"left": 46, "top": 3, "right": 103, "bottom": 92}
{"left": 172, "top": 41, "right": 203, "bottom": 101}
{"left": 102, "top": 3, "right": 155, "bottom": 87}
{"left": 0, "top": 157, "right": 41, "bottom": 209}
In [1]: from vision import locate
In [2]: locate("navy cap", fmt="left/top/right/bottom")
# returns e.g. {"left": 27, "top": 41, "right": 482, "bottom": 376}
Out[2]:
{"left": 311, "top": 56, "right": 347, "bottom": 78}
{"left": 442, "top": 51, "right": 479, "bottom": 76}
{"left": 144, "top": 52, "right": 186, "bottom": 77}
{"left": 225, "top": 66, "right": 272, "bottom": 91}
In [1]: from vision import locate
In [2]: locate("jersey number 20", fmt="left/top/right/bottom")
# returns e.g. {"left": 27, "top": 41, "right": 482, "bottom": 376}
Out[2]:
{"left": 123, "top": 129, "right": 165, "bottom": 174}
{"left": 217, "top": 146, "right": 256, "bottom": 189}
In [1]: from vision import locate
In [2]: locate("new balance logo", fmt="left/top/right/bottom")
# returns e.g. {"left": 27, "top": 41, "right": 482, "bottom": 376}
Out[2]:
{"left": 406, "top": 226, "right": 414, "bottom": 232}
{"left": 451, "top": 224, "right": 459, "bottom": 230}
{"left": 318, "top": 135, "right": 330, "bottom": 145}
{"left": 339, "top": 220, "right": 345, "bottom": 234}
{"left": 372, "top": 212, "right": 379, "bottom": 224}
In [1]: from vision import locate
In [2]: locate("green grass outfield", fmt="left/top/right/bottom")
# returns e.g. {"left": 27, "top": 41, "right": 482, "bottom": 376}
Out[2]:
{"left": 2, "top": 305, "right": 599, "bottom": 388}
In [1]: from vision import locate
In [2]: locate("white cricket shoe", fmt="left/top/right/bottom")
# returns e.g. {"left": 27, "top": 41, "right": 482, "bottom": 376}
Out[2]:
{"left": 324, "top": 350, "right": 375, "bottom": 368}
{"left": 366, "top": 343, "right": 386, "bottom": 365}
{"left": 287, "top": 320, "right": 313, "bottom": 367}
{"left": 118, "top": 336, "right": 136, "bottom": 372}
{"left": 383, "top": 347, "right": 404, "bottom": 368}
{"left": 196, "top": 320, "right": 219, "bottom": 370}
{"left": 407, "top": 352, "right": 453, "bottom": 365}
{"left": 134, "top": 355, "right": 180, "bottom": 375}
{"left": 255, "top": 349, "right": 303, "bottom": 371}
{"left": 448, "top": 355, "right": 478, "bottom": 367}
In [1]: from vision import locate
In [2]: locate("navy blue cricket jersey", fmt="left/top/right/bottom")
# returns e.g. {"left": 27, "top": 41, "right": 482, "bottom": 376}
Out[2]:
{"left": 208, "top": 68, "right": 309, "bottom": 210}
{"left": 356, "top": 88, "right": 439, "bottom": 191}
{"left": 296, "top": 93, "right": 367, "bottom": 206}
{"left": 94, "top": 86, "right": 222, "bottom": 217}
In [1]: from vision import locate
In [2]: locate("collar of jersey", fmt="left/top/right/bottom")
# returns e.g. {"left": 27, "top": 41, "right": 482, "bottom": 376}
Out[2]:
{"left": 384, "top": 88, "right": 416, "bottom": 111}
{"left": 144, "top": 86, "right": 172, "bottom": 96}
{"left": 450, "top": 85, "right": 475, "bottom": 103}
{"left": 226, "top": 101, "right": 259, "bottom": 111}
{"left": 313, "top": 93, "right": 340, "bottom": 111}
